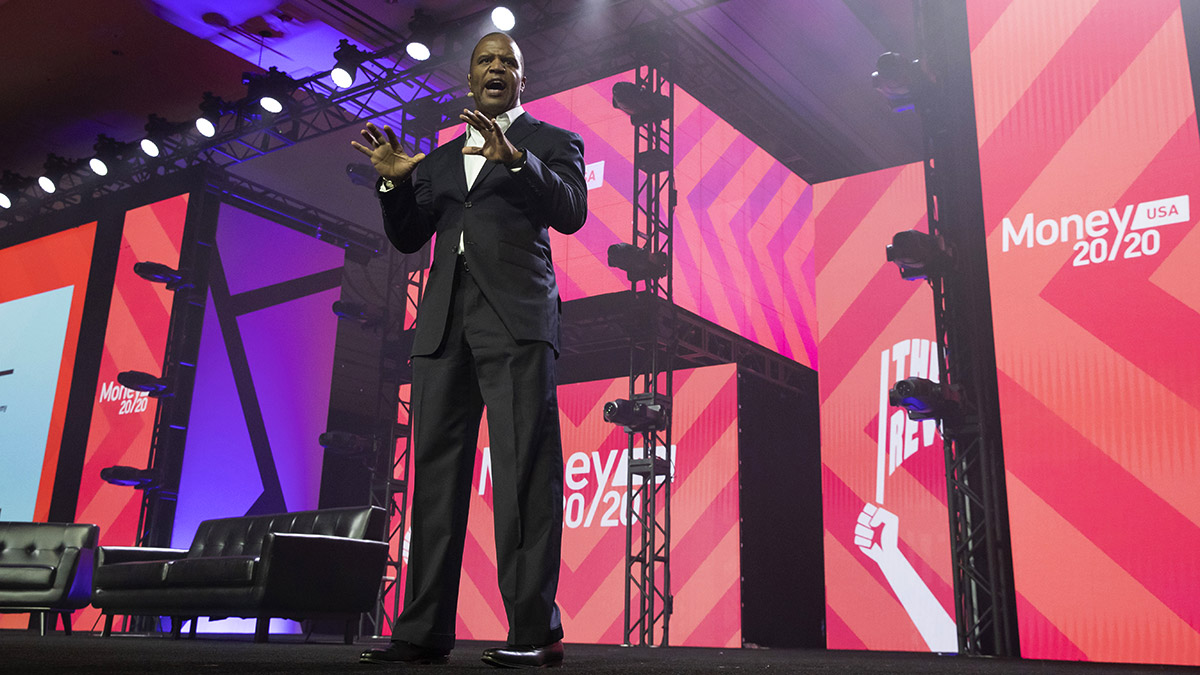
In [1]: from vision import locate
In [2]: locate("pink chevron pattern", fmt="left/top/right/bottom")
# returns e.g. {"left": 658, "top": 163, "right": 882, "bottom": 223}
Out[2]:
{"left": 438, "top": 73, "right": 817, "bottom": 366}
{"left": 71, "top": 194, "right": 189, "bottom": 632}
{"left": 814, "top": 163, "right": 955, "bottom": 652}
{"left": 969, "top": 0, "right": 1200, "bottom": 665}
{"left": 389, "top": 364, "right": 741, "bottom": 647}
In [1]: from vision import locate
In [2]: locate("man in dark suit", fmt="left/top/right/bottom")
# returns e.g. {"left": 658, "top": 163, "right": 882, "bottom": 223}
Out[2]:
{"left": 353, "top": 31, "right": 587, "bottom": 669}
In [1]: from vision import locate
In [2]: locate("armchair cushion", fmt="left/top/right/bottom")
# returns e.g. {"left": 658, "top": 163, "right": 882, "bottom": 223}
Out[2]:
{"left": 0, "top": 522, "right": 99, "bottom": 613}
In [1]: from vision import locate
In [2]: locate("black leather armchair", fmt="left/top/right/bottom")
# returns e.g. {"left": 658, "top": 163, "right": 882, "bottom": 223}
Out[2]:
{"left": 0, "top": 522, "right": 100, "bottom": 635}
{"left": 92, "top": 506, "right": 387, "bottom": 643}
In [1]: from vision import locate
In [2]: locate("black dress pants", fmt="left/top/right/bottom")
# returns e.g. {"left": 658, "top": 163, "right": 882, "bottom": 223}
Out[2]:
{"left": 394, "top": 257, "right": 564, "bottom": 650}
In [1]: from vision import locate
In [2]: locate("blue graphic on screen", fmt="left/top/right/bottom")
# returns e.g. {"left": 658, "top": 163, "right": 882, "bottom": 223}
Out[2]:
{"left": 0, "top": 285, "right": 74, "bottom": 522}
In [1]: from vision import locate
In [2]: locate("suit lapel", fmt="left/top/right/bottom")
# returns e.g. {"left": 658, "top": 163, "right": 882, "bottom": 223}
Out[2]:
{"left": 441, "top": 133, "right": 469, "bottom": 198}
{"left": 470, "top": 114, "right": 541, "bottom": 193}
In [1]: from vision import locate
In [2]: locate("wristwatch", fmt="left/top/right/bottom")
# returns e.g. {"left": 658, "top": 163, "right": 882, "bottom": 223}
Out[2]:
{"left": 505, "top": 148, "right": 527, "bottom": 171}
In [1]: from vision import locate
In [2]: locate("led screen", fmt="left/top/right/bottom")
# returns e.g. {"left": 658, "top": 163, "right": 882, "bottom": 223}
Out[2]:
{"left": 75, "top": 194, "right": 189, "bottom": 549}
{"left": 814, "top": 163, "right": 955, "bottom": 652}
{"left": 969, "top": 0, "right": 1200, "bottom": 665}
{"left": 438, "top": 72, "right": 816, "bottom": 366}
{"left": 390, "top": 363, "right": 742, "bottom": 647}
{"left": 0, "top": 223, "right": 96, "bottom": 524}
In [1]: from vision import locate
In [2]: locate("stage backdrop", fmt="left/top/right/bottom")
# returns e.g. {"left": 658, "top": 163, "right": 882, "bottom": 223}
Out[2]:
{"left": 0, "top": 222, "right": 97, "bottom": 631}
{"left": 815, "top": 163, "right": 956, "bottom": 653}
{"left": 438, "top": 71, "right": 816, "bottom": 367}
{"left": 389, "top": 363, "right": 742, "bottom": 647}
{"left": 969, "top": 0, "right": 1200, "bottom": 665}
{"left": 0, "top": 223, "right": 97, "bottom": 525}
{"left": 171, "top": 199, "right": 345, "bottom": 635}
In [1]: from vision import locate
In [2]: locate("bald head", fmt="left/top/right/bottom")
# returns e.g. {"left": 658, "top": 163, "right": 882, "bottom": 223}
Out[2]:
{"left": 467, "top": 32, "right": 526, "bottom": 117}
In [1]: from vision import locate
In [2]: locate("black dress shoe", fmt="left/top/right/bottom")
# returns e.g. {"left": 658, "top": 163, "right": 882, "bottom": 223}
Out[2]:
{"left": 480, "top": 641, "right": 564, "bottom": 668}
{"left": 360, "top": 640, "right": 449, "bottom": 665}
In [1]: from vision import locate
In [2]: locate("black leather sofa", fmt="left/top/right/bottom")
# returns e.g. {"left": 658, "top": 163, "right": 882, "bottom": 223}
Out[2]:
{"left": 92, "top": 506, "right": 387, "bottom": 642}
{"left": 0, "top": 522, "right": 99, "bottom": 635}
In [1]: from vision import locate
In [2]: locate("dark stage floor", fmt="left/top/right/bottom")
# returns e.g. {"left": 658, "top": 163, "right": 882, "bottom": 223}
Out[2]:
{"left": 1, "top": 632, "right": 1194, "bottom": 674}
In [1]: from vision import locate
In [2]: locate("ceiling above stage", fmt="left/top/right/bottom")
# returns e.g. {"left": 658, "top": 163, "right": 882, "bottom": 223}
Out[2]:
{"left": 0, "top": 0, "right": 923, "bottom": 218}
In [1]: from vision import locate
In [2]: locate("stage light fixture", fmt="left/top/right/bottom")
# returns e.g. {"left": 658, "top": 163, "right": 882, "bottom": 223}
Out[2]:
{"left": 607, "top": 243, "right": 668, "bottom": 282}
{"left": 195, "top": 92, "right": 231, "bottom": 138}
{"left": 36, "top": 154, "right": 72, "bottom": 194}
{"left": 140, "top": 114, "right": 178, "bottom": 158}
{"left": 405, "top": 9, "right": 436, "bottom": 62}
{"left": 886, "top": 229, "right": 944, "bottom": 281}
{"left": 331, "top": 299, "right": 383, "bottom": 328}
{"left": 89, "top": 134, "right": 132, "bottom": 177}
{"left": 243, "top": 67, "right": 298, "bottom": 114}
{"left": 603, "top": 394, "right": 669, "bottom": 433}
{"left": 117, "top": 370, "right": 171, "bottom": 398}
{"left": 100, "top": 466, "right": 155, "bottom": 488}
{"left": 133, "top": 261, "right": 191, "bottom": 291}
{"left": 0, "top": 170, "right": 29, "bottom": 209}
{"left": 889, "top": 376, "right": 956, "bottom": 421}
{"left": 100, "top": 465, "right": 159, "bottom": 489}
{"left": 330, "top": 39, "right": 368, "bottom": 89}
{"left": 872, "top": 52, "right": 926, "bottom": 113}
{"left": 491, "top": 6, "right": 516, "bottom": 31}
{"left": 612, "top": 81, "right": 672, "bottom": 125}
{"left": 318, "top": 430, "right": 375, "bottom": 455}
{"left": 406, "top": 41, "right": 431, "bottom": 61}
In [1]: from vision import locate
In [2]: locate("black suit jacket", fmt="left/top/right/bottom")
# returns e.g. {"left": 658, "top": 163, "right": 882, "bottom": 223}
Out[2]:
{"left": 379, "top": 113, "right": 588, "bottom": 356}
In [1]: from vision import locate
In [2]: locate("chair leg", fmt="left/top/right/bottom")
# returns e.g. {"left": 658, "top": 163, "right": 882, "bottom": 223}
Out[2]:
{"left": 343, "top": 617, "right": 356, "bottom": 645}
{"left": 170, "top": 616, "right": 183, "bottom": 639}
{"left": 189, "top": 617, "right": 198, "bottom": 639}
{"left": 102, "top": 614, "right": 114, "bottom": 637}
{"left": 61, "top": 612, "right": 72, "bottom": 636}
{"left": 254, "top": 617, "right": 270, "bottom": 643}
{"left": 38, "top": 611, "right": 49, "bottom": 636}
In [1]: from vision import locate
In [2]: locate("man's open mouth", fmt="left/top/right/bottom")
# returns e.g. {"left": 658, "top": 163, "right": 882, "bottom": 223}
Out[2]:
{"left": 485, "top": 78, "right": 507, "bottom": 93}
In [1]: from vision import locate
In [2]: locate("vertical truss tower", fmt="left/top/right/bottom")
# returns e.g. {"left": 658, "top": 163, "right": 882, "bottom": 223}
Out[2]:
{"left": 619, "top": 62, "right": 677, "bottom": 647}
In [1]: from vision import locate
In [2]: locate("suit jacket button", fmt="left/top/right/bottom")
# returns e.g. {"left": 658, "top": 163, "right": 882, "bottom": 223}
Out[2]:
{"left": 464, "top": 201, "right": 472, "bottom": 208}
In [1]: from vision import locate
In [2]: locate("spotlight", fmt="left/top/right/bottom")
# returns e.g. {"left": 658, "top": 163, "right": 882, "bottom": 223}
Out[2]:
{"left": 37, "top": 154, "right": 72, "bottom": 194}
{"left": 318, "top": 431, "right": 374, "bottom": 455}
{"left": 872, "top": 52, "right": 927, "bottom": 113}
{"left": 406, "top": 41, "right": 431, "bottom": 61}
{"left": 0, "top": 170, "right": 29, "bottom": 209}
{"left": 133, "top": 261, "right": 191, "bottom": 291}
{"left": 405, "top": 9, "right": 436, "bottom": 61}
{"left": 603, "top": 394, "right": 669, "bottom": 433}
{"left": 99, "top": 465, "right": 158, "bottom": 489}
{"left": 332, "top": 299, "right": 382, "bottom": 327}
{"left": 607, "top": 243, "right": 668, "bottom": 282}
{"left": 889, "top": 377, "right": 956, "bottom": 421}
{"left": 243, "top": 67, "right": 297, "bottom": 114}
{"left": 117, "top": 370, "right": 170, "bottom": 398}
{"left": 612, "top": 81, "right": 672, "bottom": 125}
{"left": 886, "top": 230, "right": 944, "bottom": 281}
{"left": 330, "top": 39, "right": 368, "bottom": 89}
{"left": 140, "top": 114, "right": 177, "bottom": 158}
{"left": 89, "top": 134, "right": 132, "bottom": 177}
{"left": 491, "top": 6, "right": 516, "bottom": 31}
{"left": 195, "top": 91, "right": 231, "bottom": 138}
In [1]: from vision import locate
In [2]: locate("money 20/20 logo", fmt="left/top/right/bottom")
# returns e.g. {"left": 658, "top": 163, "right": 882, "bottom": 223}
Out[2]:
{"left": 1001, "top": 194, "right": 1189, "bottom": 267}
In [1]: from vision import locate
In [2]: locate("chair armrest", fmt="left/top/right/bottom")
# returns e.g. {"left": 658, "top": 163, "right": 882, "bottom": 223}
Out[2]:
{"left": 258, "top": 533, "right": 388, "bottom": 611}
{"left": 97, "top": 546, "right": 188, "bottom": 566}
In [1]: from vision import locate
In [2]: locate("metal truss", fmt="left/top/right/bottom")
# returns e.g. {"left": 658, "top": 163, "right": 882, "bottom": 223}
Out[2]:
{"left": 0, "top": 0, "right": 730, "bottom": 232}
{"left": 364, "top": 245, "right": 428, "bottom": 638}
{"left": 619, "top": 62, "right": 677, "bottom": 648}
{"left": 915, "top": 0, "right": 1019, "bottom": 657}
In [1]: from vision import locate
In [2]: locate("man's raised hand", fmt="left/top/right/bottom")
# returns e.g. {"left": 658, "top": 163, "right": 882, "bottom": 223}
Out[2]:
{"left": 459, "top": 109, "right": 522, "bottom": 165}
{"left": 351, "top": 122, "right": 425, "bottom": 181}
